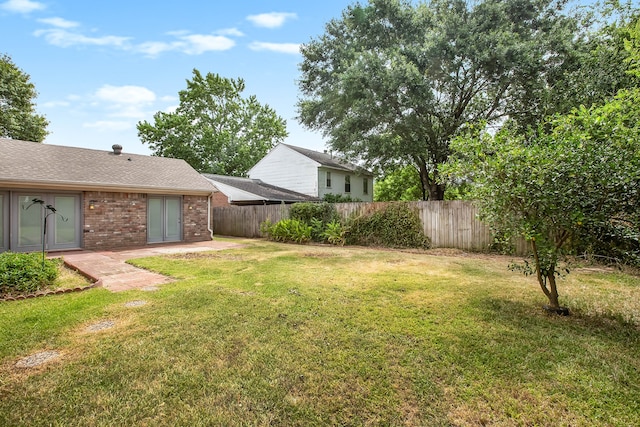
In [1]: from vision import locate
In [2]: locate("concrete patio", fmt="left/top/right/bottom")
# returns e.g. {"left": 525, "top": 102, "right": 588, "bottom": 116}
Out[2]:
{"left": 51, "top": 239, "right": 245, "bottom": 292}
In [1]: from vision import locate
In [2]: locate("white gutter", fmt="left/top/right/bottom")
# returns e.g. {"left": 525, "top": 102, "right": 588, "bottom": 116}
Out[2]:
{"left": 207, "top": 192, "right": 214, "bottom": 240}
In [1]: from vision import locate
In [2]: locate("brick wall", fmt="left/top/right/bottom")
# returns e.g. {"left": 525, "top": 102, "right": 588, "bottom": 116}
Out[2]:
{"left": 83, "top": 191, "right": 211, "bottom": 250}
{"left": 183, "top": 195, "right": 211, "bottom": 242}
{"left": 210, "top": 190, "right": 230, "bottom": 208}
{"left": 83, "top": 191, "right": 148, "bottom": 250}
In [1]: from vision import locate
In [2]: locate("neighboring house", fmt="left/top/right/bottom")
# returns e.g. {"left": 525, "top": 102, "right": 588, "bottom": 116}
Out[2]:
{"left": 0, "top": 138, "right": 217, "bottom": 253}
{"left": 248, "top": 143, "right": 374, "bottom": 202}
{"left": 203, "top": 174, "right": 319, "bottom": 207}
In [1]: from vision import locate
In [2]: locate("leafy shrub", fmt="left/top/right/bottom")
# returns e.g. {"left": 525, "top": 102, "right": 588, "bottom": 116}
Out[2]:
{"left": 323, "top": 220, "right": 346, "bottom": 246}
{"left": 290, "top": 202, "right": 340, "bottom": 242}
{"left": 261, "top": 219, "right": 312, "bottom": 244}
{"left": 0, "top": 252, "right": 60, "bottom": 296}
{"left": 346, "top": 203, "right": 430, "bottom": 249}
{"left": 290, "top": 202, "right": 339, "bottom": 226}
{"left": 323, "top": 194, "right": 360, "bottom": 203}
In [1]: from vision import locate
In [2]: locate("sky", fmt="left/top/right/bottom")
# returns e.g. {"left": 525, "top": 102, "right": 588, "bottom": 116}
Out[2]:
{"left": 0, "top": 0, "right": 358, "bottom": 155}
{"left": 2, "top": 0, "right": 636, "bottom": 158}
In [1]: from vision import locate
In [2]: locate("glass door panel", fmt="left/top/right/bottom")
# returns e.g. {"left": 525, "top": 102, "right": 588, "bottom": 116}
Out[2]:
{"left": 52, "top": 195, "right": 80, "bottom": 249}
{"left": 165, "top": 198, "right": 181, "bottom": 241}
{"left": 0, "top": 194, "right": 6, "bottom": 251}
{"left": 148, "top": 197, "right": 163, "bottom": 243}
{"left": 18, "top": 195, "right": 44, "bottom": 250}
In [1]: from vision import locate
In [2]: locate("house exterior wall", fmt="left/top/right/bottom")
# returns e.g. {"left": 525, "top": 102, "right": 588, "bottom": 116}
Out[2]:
{"left": 83, "top": 191, "right": 148, "bottom": 250}
{"left": 83, "top": 191, "right": 210, "bottom": 250}
{"left": 249, "top": 145, "right": 319, "bottom": 197}
{"left": 318, "top": 168, "right": 374, "bottom": 202}
{"left": 182, "top": 195, "right": 211, "bottom": 242}
{"left": 210, "top": 190, "right": 231, "bottom": 208}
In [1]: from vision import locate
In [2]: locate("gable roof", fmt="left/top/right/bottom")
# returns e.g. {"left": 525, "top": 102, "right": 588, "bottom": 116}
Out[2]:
{"left": 282, "top": 144, "right": 374, "bottom": 176}
{"left": 0, "top": 138, "right": 216, "bottom": 195}
{"left": 203, "top": 174, "right": 319, "bottom": 205}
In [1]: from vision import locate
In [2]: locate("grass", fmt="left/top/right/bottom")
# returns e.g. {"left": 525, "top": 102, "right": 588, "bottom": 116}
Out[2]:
{"left": 0, "top": 239, "right": 638, "bottom": 426}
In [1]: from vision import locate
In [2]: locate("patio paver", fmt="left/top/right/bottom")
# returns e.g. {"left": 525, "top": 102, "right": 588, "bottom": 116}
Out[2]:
{"left": 52, "top": 239, "right": 244, "bottom": 292}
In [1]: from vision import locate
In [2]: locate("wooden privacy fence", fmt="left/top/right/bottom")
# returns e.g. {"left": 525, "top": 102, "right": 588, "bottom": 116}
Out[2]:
{"left": 213, "top": 200, "right": 510, "bottom": 252}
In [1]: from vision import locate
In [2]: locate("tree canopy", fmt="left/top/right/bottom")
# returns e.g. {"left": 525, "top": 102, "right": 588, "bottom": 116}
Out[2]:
{"left": 297, "top": 0, "right": 583, "bottom": 200}
{"left": 0, "top": 54, "right": 49, "bottom": 142}
{"left": 138, "top": 69, "right": 288, "bottom": 176}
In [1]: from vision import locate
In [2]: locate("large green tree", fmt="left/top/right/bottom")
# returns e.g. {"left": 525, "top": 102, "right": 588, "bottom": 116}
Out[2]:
{"left": 138, "top": 69, "right": 288, "bottom": 176}
{"left": 297, "top": 0, "right": 582, "bottom": 200}
{"left": 0, "top": 54, "right": 49, "bottom": 142}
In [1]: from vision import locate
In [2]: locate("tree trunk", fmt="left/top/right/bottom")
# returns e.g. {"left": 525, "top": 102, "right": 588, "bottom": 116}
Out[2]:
{"left": 417, "top": 161, "right": 446, "bottom": 201}
{"left": 545, "top": 272, "right": 560, "bottom": 309}
{"left": 427, "top": 183, "right": 446, "bottom": 201}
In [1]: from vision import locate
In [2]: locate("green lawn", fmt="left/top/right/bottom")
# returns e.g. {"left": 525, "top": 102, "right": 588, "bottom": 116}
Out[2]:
{"left": 1, "top": 239, "right": 638, "bottom": 426}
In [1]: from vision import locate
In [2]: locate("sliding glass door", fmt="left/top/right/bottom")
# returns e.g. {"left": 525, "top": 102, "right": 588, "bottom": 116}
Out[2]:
{"left": 147, "top": 196, "right": 182, "bottom": 243}
{"left": 11, "top": 193, "right": 81, "bottom": 252}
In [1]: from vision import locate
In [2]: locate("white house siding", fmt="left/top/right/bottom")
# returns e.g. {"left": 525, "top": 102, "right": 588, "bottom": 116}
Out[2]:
{"left": 318, "top": 168, "right": 373, "bottom": 202}
{"left": 249, "top": 145, "right": 319, "bottom": 197}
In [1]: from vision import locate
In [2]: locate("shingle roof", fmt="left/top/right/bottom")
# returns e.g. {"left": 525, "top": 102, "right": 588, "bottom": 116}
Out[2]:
{"left": 203, "top": 174, "right": 319, "bottom": 204}
{"left": 283, "top": 144, "right": 374, "bottom": 176}
{"left": 0, "top": 138, "right": 216, "bottom": 195}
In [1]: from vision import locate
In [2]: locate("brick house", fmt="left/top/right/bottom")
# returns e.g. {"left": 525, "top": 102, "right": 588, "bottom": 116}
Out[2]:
{"left": 0, "top": 138, "right": 217, "bottom": 252}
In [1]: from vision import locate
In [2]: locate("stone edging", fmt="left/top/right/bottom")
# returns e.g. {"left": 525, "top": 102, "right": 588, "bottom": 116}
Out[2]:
{"left": 1, "top": 259, "right": 103, "bottom": 303}
{"left": 1, "top": 280, "right": 102, "bottom": 302}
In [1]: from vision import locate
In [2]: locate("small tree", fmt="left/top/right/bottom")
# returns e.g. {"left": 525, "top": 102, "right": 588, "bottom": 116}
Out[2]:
{"left": 0, "top": 53, "right": 49, "bottom": 142}
{"left": 445, "top": 91, "right": 640, "bottom": 313}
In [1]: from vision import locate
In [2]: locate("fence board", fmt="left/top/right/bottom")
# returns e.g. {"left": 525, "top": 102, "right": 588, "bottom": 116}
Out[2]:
{"left": 212, "top": 200, "right": 522, "bottom": 253}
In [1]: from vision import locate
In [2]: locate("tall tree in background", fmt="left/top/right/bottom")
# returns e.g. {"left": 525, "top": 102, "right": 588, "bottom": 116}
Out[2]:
{"left": 298, "top": 0, "right": 584, "bottom": 200}
{"left": 0, "top": 54, "right": 49, "bottom": 142}
{"left": 138, "top": 69, "right": 288, "bottom": 176}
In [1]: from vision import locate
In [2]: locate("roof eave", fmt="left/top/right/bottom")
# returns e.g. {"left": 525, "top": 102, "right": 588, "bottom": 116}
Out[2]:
{"left": 0, "top": 179, "right": 217, "bottom": 196}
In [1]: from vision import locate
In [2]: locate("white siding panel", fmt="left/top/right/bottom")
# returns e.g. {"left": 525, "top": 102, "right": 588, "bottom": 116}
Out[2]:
{"left": 249, "top": 144, "right": 319, "bottom": 197}
{"left": 318, "top": 169, "right": 374, "bottom": 202}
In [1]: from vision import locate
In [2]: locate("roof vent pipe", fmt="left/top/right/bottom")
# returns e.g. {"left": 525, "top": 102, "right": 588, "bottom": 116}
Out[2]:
{"left": 112, "top": 144, "right": 123, "bottom": 155}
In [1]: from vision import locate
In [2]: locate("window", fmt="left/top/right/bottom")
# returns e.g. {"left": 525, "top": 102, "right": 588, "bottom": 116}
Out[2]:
{"left": 363, "top": 178, "right": 369, "bottom": 195}
{"left": 345, "top": 175, "right": 351, "bottom": 193}
{"left": 326, "top": 171, "right": 332, "bottom": 188}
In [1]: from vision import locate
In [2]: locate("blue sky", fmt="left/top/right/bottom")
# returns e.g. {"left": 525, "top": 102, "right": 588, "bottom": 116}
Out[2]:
{"left": 1, "top": 0, "right": 636, "bottom": 157}
{"left": 1, "top": 0, "right": 357, "bottom": 155}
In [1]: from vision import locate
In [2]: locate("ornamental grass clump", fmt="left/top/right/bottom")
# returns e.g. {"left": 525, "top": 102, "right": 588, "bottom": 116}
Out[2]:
{"left": 0, "top": 252, "right": 60, "bottom": 296}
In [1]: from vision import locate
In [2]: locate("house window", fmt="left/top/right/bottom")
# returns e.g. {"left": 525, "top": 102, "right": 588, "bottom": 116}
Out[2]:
{"left": 345, "top": 175, "right": 351, "bottom": 193}
{"left": 326, "top": 171, "right": 332, "bottom": 188}
{"left": 363, "top": 178, "right": 369, "bottom": 195}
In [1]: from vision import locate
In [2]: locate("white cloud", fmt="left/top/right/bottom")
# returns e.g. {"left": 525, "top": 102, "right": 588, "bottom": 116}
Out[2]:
{"left": 0, "top": 0, "right": 45, "bottom": 13}
{"left": 249, "top": 41, "right": 300, "bottom": 54}
{"left": 92, "top": 85, "right": 157, "bottom": 119}
{"left": 37, "top": 17, "right": 79, "bottom": 28}
{"left": 34, "top": 28, "right": 130, "bottom": 48}
{"left": 95, "top": 85, "right": 156, "bottom": 105}
{"left": 83, "top": 120, "right": 134, "bottom": 132}
{"left": 41, "top": 100, "right": 70, "bottom": 108}
{"left": 218, "top": 27, "right": 244, "bottom": 37}
{"left": 179, "top": 34, "right": 235, "bottom": 54}
{"left": 136, "top": 41, "right": 179, "bottom": 57}
{"left": 247, "top": 12, "right": 297, "bottom": 29}
{"left": 136, "top": 33, "right": 235, "bottom": 57}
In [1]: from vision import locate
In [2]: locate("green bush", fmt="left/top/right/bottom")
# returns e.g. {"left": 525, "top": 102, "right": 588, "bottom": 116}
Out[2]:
{"left": 322, "top": 194, "right": 360, "bottom": 203}
{"left": 290, "top": 202, "right": 340, "bottom": 242}
{"left": 323, "top": 220, "right": 346, "bottom": 246}
{"left": 0, "top": 252, "right": 60, "bottom": 296}
{"left": 346, "top": 203, "right": 430, "bottom": 249}
{"left": 261, "top": 219, "right": 312, "bottom": 244}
